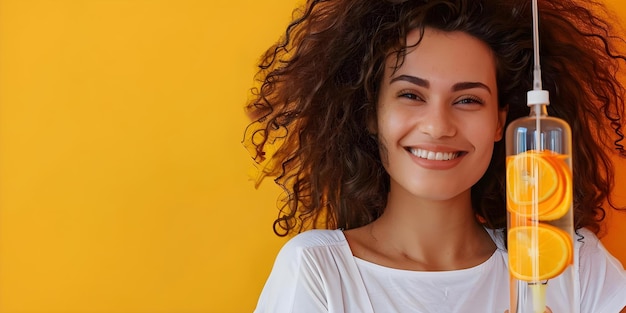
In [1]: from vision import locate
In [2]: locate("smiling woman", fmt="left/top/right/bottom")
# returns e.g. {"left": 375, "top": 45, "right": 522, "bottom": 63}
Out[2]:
{"left": 2, "top": 0, "right": 623, "bottom": 312}
{"left": 243, "top": 0, "right": 626, "bottom": 312}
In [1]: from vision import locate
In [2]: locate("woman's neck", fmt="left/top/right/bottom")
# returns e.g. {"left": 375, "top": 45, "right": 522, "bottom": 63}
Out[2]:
{"left": 345, "top": 188, "right": 497, "bottom": 271}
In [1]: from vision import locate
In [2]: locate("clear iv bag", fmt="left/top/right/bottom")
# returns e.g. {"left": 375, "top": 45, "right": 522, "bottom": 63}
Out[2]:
{"left": 505, "top": 100, "right": 577, "bottom": 313}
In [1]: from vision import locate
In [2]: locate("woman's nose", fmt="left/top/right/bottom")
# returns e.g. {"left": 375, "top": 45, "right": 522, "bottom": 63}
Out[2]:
{"left": 418, "top": 104, "right": 457, "bottom": 138}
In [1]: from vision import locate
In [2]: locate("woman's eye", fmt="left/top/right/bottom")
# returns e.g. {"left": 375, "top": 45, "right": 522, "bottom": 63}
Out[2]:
{"left": 398, "top": 91, "right": 422, "bottom": 101}
{"left": 455, "top": 96, "right": 484, "bottom": 105}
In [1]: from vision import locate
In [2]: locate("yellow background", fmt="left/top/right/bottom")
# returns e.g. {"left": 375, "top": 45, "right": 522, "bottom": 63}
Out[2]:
{"left": 0, "top": 1, "right": 623, "bottom": 312}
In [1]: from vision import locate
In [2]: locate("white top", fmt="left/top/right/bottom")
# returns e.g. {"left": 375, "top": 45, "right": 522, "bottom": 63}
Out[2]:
{"left": 254, "top": 228, "right": 626, "bottom": 313}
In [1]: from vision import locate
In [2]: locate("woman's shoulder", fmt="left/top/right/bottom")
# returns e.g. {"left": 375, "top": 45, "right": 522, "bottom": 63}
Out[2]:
{"left": 276, "top": 229, "right": 350, "bottom": 261}
{"left": 575, "top": 227, "right": 617, "bottom": 258}
{"left": 575, "top": 227, "right": 599, "bottom": 243}
{"left": 256, "top": 229, "right": 369, "bottom": 312}
{"left": 575, "top": 227, "right": 625, "bottom": 270}
{"left": 575, "top": 228, "right": 626, "bottom": 312}
{"left": 267, "top": 229, "right": 356, "bottom": 283}
{"left": 284, "top": 229, "right": 348, "bottom": 248}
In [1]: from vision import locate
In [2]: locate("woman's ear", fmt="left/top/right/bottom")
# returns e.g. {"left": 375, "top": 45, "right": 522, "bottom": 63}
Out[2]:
{"left": 495, "top": 105, "right": 508, "bottom": 142}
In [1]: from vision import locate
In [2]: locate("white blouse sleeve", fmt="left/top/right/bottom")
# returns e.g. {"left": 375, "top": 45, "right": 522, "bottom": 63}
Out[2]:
{"left": 253, "top": 235, "right": 329, "bottom": 313}
{"left": 577, "top": 228, "right": 626, "bottom": 313}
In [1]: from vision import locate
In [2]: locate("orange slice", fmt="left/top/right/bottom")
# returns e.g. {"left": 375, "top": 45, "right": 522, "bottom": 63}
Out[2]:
{"left": 507, "top": 152, "right": 558, "bottom": 205}
{"left": 508, "top": 224, "right": 573, "bottom": 281}
{"left": 535, "top": 155, "right": 572, "bottom": 221}
{"left": 506, "top": 151, "right": 570, "bottom": 220}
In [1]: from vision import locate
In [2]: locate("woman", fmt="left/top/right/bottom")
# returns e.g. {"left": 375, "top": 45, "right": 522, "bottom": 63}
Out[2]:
{"left": 244, "top": 0, "right": 626, "bottom": 312}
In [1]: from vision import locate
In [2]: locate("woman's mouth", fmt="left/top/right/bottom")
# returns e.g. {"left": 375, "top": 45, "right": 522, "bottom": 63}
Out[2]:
{"left": 408, "top": 148, "right": 463, "bottom": 161}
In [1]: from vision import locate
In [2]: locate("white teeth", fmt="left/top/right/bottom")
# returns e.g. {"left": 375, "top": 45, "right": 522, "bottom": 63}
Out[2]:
{"left": 410, "top": 148, "right": 459, "bottom": 161}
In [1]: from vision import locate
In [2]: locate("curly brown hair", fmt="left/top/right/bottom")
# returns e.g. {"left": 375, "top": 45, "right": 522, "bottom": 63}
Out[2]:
{"left": 243, "top": 0, "right": 626, "bottom": 236}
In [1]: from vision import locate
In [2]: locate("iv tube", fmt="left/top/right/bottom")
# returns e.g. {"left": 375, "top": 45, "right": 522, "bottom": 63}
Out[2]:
{"left": 532, "top": 0, "right": 542, "bottom": 92}
{"left": 530, "top": 1, "right": 548, "bottom": 312}
{"left": 529, "top": 0, "right": 549, "bottom": 145}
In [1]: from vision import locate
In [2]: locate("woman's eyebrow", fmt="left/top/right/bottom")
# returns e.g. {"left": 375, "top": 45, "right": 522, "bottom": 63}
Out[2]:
{"left": 390, "top": 74, "right": 429, "bottom": 88}
{"left": 452, "top": 82, "right": 492, "bottom": 94}
{"left": 389, "top": 75, "right": 491, "bottom": 94}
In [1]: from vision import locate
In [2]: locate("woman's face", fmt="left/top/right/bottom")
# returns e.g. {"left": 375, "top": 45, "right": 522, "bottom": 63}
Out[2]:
{"left": 376, "top": 27, "right": 507, "bottom": 202}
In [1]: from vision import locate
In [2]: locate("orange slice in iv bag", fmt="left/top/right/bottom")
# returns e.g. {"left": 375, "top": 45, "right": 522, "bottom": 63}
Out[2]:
{"left": 508, "top": 224, "right": 573, "bottom": 281}
{"left": 507, "top": 151, "right": 558, "bottom": 204}
{"left": 506, "top": 151, "right": 571, "bottom": 221}
{"left": 537, "top": 155, "right": 572, "bottom": 221}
